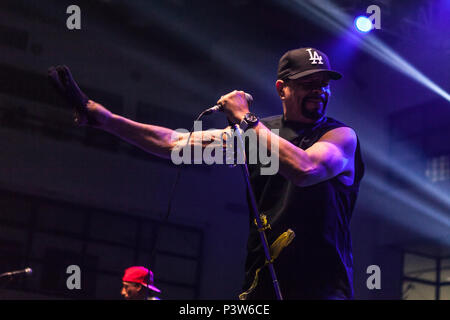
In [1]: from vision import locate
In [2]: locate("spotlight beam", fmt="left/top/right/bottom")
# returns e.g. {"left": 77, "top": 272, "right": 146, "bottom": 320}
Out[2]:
{"left": 280, "top": 0, "right": 450, "bottom": 103}
{"left": 365, "top": 173, "right": 450, "bottom": 246}
{"left": 126, "top": 2, "right": 274, "bottom": 94}
{"left": 275, "top": 0, "right": 450, "bottom": 239}
{"left": 365, "top": 147, "right": 450, "bottom": 211}
{"left": 283, "top": 0, "right": 450, "bottom": 206}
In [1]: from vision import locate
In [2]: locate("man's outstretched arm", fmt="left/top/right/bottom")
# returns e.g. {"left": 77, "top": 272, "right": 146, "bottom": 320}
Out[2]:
{"left": 48, "top": 65, "right": 228, "bottom": 160}
{"left": 85, "top": 100, "right": 179, "bottom": 159}
{"left": 80, "top": 100, "right": 232, "bottom": 160}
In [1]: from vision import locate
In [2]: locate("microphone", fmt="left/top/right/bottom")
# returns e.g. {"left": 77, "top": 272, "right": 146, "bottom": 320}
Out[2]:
{"left": 0, "top": 267, "right": 33, "bottom": 278}
{"left": 202, "top": 93, "right": 253, "bottom": 116}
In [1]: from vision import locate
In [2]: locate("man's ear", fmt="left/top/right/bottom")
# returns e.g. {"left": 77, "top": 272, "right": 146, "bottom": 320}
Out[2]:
{"left": 276, "top": 80, "right": 286, "bottom": 100}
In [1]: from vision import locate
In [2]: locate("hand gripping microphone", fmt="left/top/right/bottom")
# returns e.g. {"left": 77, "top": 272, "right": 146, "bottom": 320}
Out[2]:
{"left": 202, "top": 93, "right": 253, "bottom": 116}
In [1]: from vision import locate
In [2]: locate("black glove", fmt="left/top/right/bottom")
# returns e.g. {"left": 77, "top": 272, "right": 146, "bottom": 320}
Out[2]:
{"left": 48, "top": 65, "right": 90, "bottom": 124}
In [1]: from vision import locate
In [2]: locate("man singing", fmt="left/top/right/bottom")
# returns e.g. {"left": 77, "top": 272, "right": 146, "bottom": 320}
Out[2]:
{"left": 48, "top": 47, "right": 364, "bottom": 300}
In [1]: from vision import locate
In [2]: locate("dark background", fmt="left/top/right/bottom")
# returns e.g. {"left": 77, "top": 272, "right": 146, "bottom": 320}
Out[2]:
{"left": 0, "top": 0, "right": 449, "bottom": 300}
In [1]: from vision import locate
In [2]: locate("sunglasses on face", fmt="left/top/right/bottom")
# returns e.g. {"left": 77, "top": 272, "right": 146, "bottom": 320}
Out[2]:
{"left": 287, "top": 79, "right": 330, "bottom": 90}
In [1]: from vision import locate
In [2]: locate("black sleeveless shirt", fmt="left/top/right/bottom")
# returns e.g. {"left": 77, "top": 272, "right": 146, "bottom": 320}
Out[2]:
{"left": 244, "top": 115, "right": 364, "bottom": 299}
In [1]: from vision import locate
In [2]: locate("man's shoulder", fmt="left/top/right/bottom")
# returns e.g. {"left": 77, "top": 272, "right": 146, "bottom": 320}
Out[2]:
{"left": 260, "top": 114, "right": 283, "bottom": 129}
{"left": 260, "top": 115, "right": 349, "bottom": 129}
{"left": 322, "top": 116, "right": 347, "bottom": 128}
{"left": 318, "top": 117, "right": 356, "bottom": 136}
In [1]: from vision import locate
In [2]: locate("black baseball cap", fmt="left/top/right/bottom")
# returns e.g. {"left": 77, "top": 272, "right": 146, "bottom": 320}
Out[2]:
{"left": 277, "top": 47, "right": 342, "bottom": 80}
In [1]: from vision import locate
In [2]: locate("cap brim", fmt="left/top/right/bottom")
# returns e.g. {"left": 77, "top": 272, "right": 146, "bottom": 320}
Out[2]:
{"left": 146, "top": 284, "right": 161, "bottom": 293}
{"left": 287, "top": 69, "right": 342, "bottom": 80}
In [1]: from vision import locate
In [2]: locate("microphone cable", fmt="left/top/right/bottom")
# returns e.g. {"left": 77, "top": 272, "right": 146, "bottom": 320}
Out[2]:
{"left": 145, "top": 92, "right": 251, "bottom": 299}
{"left": 145, "top": 108, "right": 213, "bottom": 300}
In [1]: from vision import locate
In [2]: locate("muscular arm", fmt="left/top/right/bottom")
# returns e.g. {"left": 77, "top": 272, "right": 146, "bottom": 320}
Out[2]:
{"left": 103, "top": 113, "right": 179, "bottom": 160}
{"left": 253, "top": 122, "right": 357, "bottom": 187}
{"left": 214, "top": 90, "right": 357, "bottom": 186}
{"left": 91, "top": 101, "right": 228, "bottom": 160}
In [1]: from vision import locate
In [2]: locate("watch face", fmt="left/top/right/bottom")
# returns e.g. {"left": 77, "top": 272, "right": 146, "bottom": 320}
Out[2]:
{"left": 245, "top": 113, "right": 258, "bottom": 123}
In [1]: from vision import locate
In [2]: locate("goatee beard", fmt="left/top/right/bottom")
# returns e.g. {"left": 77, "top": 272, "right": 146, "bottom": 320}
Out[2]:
{"left": 301, "top": 101, "right": 326, "bottom": 121}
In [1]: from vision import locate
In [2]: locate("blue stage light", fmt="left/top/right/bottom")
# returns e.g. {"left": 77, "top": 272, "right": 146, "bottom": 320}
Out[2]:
{"left": 354, "top": 16, "right": 373, "bottom": 33}
{"left": 285, "top": 0, "right": 450, "bottom": 103}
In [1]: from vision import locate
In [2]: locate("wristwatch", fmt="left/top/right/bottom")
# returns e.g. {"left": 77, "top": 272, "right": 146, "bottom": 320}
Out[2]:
{"left": 239, "top": 112, "right": 259, "bottom": 131}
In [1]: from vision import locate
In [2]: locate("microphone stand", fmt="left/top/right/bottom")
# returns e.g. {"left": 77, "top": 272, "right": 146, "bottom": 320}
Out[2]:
{"left": 167, "top": 106, "right": 283, "bottom": 300}
{"left": 231, "top": 123, "right": 283, "bottom": 300}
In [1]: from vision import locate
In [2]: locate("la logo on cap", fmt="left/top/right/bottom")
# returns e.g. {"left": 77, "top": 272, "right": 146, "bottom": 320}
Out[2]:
{"left": 306, "top": 48, "right": 324, "bottom": 65}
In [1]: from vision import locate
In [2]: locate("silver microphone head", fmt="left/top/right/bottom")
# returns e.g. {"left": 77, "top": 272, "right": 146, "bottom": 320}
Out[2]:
{"left": 203, "top": 92, "right": 254, "bottom": 116}
{"left": 244, "top": 93, "right": 253, "bottom": 105}
{"left": 25, "top": 268, "right": 33, "bottom": 275}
